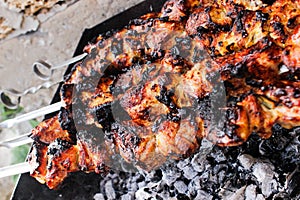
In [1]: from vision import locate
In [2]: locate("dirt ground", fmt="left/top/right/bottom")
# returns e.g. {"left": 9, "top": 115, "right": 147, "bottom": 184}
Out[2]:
{"left": 0, "top": 0, "right": 142, "bottom": 199}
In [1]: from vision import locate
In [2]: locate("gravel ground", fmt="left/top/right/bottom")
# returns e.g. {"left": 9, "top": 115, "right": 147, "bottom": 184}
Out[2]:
{"left": 0, "top": 0, "right": 142, "bottom": 199}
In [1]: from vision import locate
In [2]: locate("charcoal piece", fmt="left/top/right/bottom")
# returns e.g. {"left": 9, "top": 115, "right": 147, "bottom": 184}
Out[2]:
{"left": 195, "top": 190, "right": 213, "bottom": 200}
{"left": 137, "top": 181, "right": 147, "bottom": 189}
{"left": 252, "top": 162, "right": 278, "bottom": 198}
{"left": 176, "top": 157, "right": 191, "bottom": 170}
{"left": 94, "top": 193, "right": 105, "bottom": 200}
{"left": 182, "top": 165, "right": 198, "bottom": 180}
{"left": 120, "top": 193, "right": 133, "bottom": 200}
{"left": 187, "top": 176, "right": 201, "bottom": 197}
{"left": 161, "top": 168, "right": 181, "bottom": 186}
{"left": 220, "top": 185, "right": 246, "bottom": 199}
{"left": 245, "top": 184, "right": 257, "bottom": 200}
{"left": 135, "top": 187, "right": 153, "bottom": 200}
{"left": 286, "top": 170, "right": 300, "bottom": 198}
{"left": 174, "top": 180, "right": 188, "bottom": 194}
{"left": 105, "top": 180, "right": 116, "bottom": 200}
{"left": 238, "top": 154, "right": 255, "bottom": 170}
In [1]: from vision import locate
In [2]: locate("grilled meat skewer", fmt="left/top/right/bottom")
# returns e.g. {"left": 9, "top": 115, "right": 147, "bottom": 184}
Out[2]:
{"left": 23, "top": 0, "right": 300, "bottom": 189}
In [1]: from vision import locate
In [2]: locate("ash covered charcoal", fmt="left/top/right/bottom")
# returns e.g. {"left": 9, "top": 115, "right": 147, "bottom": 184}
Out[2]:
{"left": 94, "top": 125, "right": 300, "bottom": 200}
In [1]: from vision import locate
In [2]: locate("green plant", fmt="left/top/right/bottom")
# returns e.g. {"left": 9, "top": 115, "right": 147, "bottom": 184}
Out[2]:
{"left": 29, "top": 119, "right": 40, "bottom": 128}
{"left": 0, "top": 103, "right": 23, "bottom": 121}
{"left": 11, "top": 145, "right": 31, "bottom": 182}
{"left": 0, "top": 103, "right": 35, "bottom": 182}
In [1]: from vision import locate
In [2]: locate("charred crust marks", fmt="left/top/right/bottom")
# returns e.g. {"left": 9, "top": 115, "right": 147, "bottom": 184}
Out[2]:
{"left": 58, "top": 107, "right": 77, "bottom": 136}
{"left": 47, "top": 139, "right": 73, "bottom": 157}
{"left": 294, "top": 89, "right": 300, "bottom": 98}
{"left": 95, "top": 104, "right": 115, "bottom": 132}
{"left": 155, "top": 86, "right": 180, "bottom": 122}
{"left": 261, "top": 0, "right": 276, "bottom": 5}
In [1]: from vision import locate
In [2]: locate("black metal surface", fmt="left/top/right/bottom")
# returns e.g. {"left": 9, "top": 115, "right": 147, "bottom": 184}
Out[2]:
{"left": 11, "top": 1, "right": 166, "bottom": 199}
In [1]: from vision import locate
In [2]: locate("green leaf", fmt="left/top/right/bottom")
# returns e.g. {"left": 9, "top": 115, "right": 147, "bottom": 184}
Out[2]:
{"left": 0, "top": 103, "right": 23, "bottom": 121}
{"left": 29, "top": 119, "right": 40, "bottom": 128}
{"left": 11, "top": 145, "right": 30, "bottom": 183}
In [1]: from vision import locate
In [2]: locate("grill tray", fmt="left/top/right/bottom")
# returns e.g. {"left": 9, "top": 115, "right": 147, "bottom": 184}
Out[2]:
{"left": 11, "top": 1, "right": 166, "bottom": 199}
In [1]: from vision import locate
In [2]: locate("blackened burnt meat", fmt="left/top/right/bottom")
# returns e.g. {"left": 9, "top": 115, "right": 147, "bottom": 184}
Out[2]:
{"left": 27, "top": 0, "right": 300, "bottom": 189}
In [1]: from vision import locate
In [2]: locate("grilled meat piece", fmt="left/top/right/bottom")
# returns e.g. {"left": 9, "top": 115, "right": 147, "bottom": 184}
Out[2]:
{"left": 27, "top": 0, "right": 300, "bottom": 189}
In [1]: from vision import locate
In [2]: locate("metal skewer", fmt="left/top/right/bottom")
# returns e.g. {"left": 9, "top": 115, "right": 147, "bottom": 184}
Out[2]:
{"left": 0, "top": 53, "right": 89, "bottom": 179}
{"left": 0, "top": 133, "right": 33, "bottom": 148}
{"left": 0, "top": 53, "right": 87, "bottom": 109}
{"left": 0, "top": 81, "right": 60, "bottom": 109}
{"left": 33, "top": 53, "right": 88, "bottom": 80}
{"left": 0, "top": 162, "right": 31, "bottom": 178}
{"left": 0, "top": 102, "right": 62, "bottom": 129}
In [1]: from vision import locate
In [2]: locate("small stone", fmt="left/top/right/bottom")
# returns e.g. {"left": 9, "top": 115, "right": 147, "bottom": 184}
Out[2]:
{"left": 174, "top": 181, "right": 188, "bottom": 194}
{"left": 191, "top": 153, "right": 207, "bottom": 172}
{"left": 211, "top": 150, "right": 226, "bottom": 163}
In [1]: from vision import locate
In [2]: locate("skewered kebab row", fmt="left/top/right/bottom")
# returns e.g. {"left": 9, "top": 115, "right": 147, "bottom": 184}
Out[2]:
{"left": 27, "top": 73, "right": 300, "bottom": 189}
{"left": 25, "top": 0, "right": 300, "bottom": 189}
{"left": 28, "top": 58, "right": 300, "bottom": 188}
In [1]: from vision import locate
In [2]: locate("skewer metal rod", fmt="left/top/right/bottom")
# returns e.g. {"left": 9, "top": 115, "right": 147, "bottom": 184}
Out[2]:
{"left": 51, "top": 53, "right": 88, "bottom": 70}
{"left": 0, "top": 102, "right": 62, "bottom": 129}
{"left": 0, "top": 133, "right": 33, "bottom": 148}
{"left": 0, "top": 162, "right": 30, "bottom": 178}
{"left": 33, "top": 53, "right": 88, "bottom": 80}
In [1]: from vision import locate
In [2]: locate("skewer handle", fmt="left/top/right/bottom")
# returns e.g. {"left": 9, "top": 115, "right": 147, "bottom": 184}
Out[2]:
{"left": 0, "top": 133, "right": 33, "bottom": 148}
{"left": 0, "top": 102, "right": 62, "bottom": 128}
{"left": 33, "top": 53, "right": 88, "bottom": 80}
{"left": 0, "top": 162, "right": 31, "bottom": 178}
